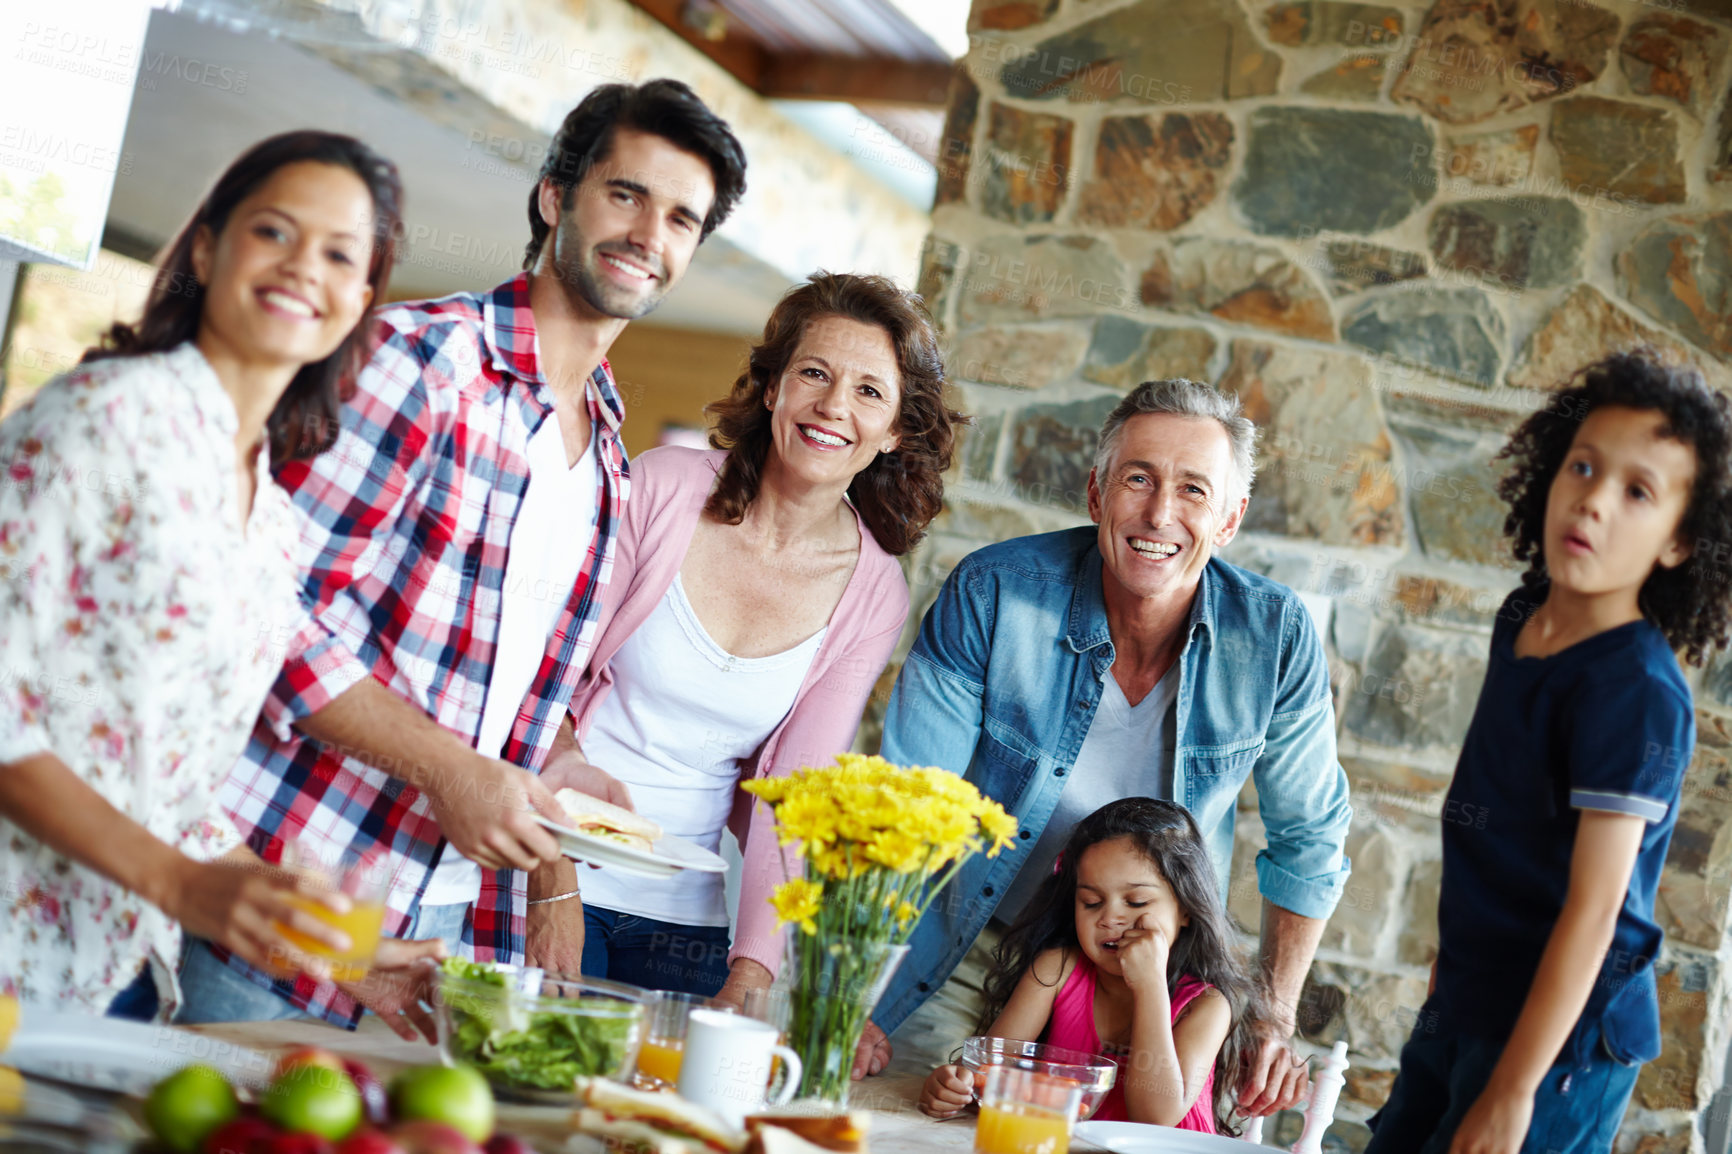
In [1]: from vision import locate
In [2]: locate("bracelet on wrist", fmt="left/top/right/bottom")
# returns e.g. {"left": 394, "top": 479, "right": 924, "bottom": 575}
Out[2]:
{"left": 528, "top": 888, "right": 582, "bottom": 906}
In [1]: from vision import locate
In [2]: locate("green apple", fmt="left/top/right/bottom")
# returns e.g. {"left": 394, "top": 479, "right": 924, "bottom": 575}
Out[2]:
{"left": 387, "top": 1066, "right": 494, "bottom": 1142}
{"left": 145, "top": 1064, "right": 240, "bottom": 1153}
{"left": 262, "top": 1061, "right": 363, "bottom": 1141}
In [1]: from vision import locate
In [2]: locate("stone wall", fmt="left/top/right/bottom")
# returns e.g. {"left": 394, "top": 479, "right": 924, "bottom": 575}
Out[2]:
{"left": 901, "top": 0, "right": 1732, "bottom": 1148}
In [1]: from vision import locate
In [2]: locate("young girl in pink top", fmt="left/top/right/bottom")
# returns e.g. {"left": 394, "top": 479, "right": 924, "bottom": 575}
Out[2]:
{"left": 920, "top": 798, "right": 1264, "bottom": 1134}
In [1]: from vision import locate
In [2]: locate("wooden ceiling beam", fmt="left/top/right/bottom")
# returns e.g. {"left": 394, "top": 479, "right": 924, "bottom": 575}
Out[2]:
{"left": 629, "top": 0, "right": 769, "bottom": 89}
{"left": 626, "top": 1, "right": 950, "bottom": 109}
{"left": 759, "top": 55, "right": 953, "bottom": 107}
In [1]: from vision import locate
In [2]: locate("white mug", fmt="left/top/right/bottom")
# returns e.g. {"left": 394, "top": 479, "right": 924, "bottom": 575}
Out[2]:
{"left": 676, "top": 1008, "right": 802, "bottom": 1126}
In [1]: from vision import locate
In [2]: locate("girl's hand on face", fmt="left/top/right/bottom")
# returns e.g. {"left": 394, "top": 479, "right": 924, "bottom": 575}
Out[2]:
{"left": 1116, "top": 913, "right": 1170, "bottom": 993}
{"left": 919, "top": 1064, "right": 977, "bottom": 1119}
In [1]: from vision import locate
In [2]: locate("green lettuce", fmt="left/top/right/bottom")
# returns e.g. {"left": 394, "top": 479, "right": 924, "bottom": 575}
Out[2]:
{"left": 439, "top": 959, "right": 634, "bottom": 1091}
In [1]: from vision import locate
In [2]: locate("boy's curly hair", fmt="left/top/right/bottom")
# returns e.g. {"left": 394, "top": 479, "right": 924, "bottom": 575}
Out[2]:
{"left": 1495, "top": 350, "right": 1732, "bottom": 667}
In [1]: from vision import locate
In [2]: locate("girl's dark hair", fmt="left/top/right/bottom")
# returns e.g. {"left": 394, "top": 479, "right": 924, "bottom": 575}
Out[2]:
{"left": 83, "top": 130, "right": 404, "bottom": 463}
{"left": 704, "top": 272, "right": 967, "bottom": 557}
{"left": 525, "top": 78, "right": 747, "bottom": 267}
{"left": 1496, "top": 349, "right": 1732, "bottom": 667}
{"left": 980, "top": 798, "right": 1267, "bottom": 1136}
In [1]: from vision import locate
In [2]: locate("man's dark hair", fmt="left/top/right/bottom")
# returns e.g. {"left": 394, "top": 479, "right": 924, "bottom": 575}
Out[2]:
{"left": 523, "top": 79, "right": 747, "bottom": 269}
{"left": 1496, "top": 349, "right": 1732, "bottom": 667}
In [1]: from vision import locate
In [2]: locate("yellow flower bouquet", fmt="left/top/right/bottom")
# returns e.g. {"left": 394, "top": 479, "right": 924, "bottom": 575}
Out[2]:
{"left": 744, "top": 753, "right": 1018, "bottom": 1102}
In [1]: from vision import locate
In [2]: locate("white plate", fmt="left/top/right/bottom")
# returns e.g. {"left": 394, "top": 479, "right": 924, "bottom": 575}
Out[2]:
{"left": 536, "top": 816, "right": 728, "bottom": 878}
{"left": 2, "top": 1007, "right": 273, "bottom": 1097}
{"left": 1074, "top": 1120, "right": 1264, "bottom": 1151}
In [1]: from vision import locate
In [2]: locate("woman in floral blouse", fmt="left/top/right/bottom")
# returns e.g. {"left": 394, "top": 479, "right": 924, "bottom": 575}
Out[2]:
{"left": 0, "top": 132, "right": 417, "bottom": 1019}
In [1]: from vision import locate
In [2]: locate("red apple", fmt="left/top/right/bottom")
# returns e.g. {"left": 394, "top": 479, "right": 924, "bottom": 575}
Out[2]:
{"left": 481, "top": 1136, "right": 536, "bottom": 1154}
{"left": 386, "top": 1121, "right": 484, "bottom": 1154}
{"left": 203, "top": 1117, "right": 279, "bottom": 1154}
{"left": 272, "top": 1047, "right": 346, "bottom": 1081}
{"left": 261, "top": 1133, "right": 335, "bottom": 1154}
{"left": 341, "top": 1059, "right": 389, "bottom": 1127}
{"left": 333, "top": 1130, "right": 408, "bottom": 1154}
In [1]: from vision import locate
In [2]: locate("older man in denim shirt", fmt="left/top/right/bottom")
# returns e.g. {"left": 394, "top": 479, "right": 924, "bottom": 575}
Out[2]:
{"left": 856, "top": 379, "right": 1352, "bottom": 1118}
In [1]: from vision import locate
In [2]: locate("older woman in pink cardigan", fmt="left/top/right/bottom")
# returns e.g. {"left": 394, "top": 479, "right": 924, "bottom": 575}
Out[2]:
{"left": 565, "top": 272, "right": 966, "bottom": 1001}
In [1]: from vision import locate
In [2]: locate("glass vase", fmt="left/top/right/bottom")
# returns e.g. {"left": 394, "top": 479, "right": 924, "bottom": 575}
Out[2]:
{"left": 779, "top": 934, "right": 909, "bottom": 1106}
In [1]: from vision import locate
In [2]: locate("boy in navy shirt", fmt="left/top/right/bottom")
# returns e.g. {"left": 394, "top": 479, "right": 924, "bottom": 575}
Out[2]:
{"left": 1366, "top": 352, "right": 1732, "bottom": 1154}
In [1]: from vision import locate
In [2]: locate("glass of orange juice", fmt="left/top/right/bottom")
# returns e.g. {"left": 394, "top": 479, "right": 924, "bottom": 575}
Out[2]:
{"left": 974, "top": 1066, "right": 1083, "bottom": 1154}
{"left": 276, "top": 843, "right": 389, "bottom": 983}
{"left": 634, "top": 992, "right": 729, "bottom": 1090}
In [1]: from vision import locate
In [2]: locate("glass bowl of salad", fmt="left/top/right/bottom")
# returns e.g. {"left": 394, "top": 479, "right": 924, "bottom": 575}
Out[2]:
{"left": 435, "top": 959, "right": 653, "bottom": 1102}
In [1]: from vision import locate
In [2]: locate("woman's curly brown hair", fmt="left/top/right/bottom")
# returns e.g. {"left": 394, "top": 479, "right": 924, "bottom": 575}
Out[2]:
{"left": 704, "top": 272, "right": 967, "bottom": 556}
{"left": 1495, "top": 350, "right": 1732, "bottom": 667}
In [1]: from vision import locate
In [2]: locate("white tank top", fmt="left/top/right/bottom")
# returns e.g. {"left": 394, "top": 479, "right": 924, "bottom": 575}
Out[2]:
{"left": 422, "top": 416, "right": 597, "bottom": 906}
{"left": 579, "top": 574, "right": 825, "bottom": 927}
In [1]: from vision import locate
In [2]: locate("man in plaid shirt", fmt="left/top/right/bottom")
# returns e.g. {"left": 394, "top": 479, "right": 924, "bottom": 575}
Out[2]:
{"left": 177, "top": 80, "right": 748, "bottom": 1034}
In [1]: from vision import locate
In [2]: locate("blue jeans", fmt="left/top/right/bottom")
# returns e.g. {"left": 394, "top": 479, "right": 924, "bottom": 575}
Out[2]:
{"left": 1365, "top": 1027, "right": 1640, "bottom": 1154}
{"left": 580, "top": 907, "right": 730, "bottom": 995}
{"left": 175, "top": 901, "right": 471, "bottom": 1025}
{"left": 106, "top": 963, "right": 161, "bottom": 1021}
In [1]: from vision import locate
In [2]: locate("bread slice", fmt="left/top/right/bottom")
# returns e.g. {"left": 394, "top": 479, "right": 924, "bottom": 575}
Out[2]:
{"left": 743, "top": 1112, "right": 870, "bottom": 1153}
{"left": 743, "top": 1128, "right": 845, "bottom": 1154}
{"left": 555, "top": 789, "right": 664, "bottom": 844}
{"left": 584, "top": 828, "right": 656, "bottom": 854}
{"left": 575, "top": 1077, "right": 746, "bottom": 1154}
{"left": 575, "top": 1107, "right": 701, "bottom": 1154}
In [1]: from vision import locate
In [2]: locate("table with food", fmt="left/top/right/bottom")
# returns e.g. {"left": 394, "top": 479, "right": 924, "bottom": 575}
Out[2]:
{"left": 0, "top": 980, "right": 1269, "bottom": 1154}
{"left": 0, "top": 764, "right": 1327, "bottom": 1154}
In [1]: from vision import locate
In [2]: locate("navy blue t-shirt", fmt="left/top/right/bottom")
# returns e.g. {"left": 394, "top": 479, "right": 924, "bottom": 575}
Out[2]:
{"left": 1432, "top": 586, "right": 1694, "bottom": 1065}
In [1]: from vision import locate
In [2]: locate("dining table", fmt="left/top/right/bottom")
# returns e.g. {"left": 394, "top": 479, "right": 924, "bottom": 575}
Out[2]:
{"left": 3, "top": 1012, "right": 1267, "bottom": 1153}
{"left": 188, "top": 1017, "right": 992, "bottom": 1153}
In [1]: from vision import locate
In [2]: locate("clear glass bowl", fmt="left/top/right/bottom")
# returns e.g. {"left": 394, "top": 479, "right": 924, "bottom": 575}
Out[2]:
{"left": 434, "top": 965, "right": 653, "bottom": 1103}
{"left": 959, "top": 1036, "right": 1118, "bottom": 1121}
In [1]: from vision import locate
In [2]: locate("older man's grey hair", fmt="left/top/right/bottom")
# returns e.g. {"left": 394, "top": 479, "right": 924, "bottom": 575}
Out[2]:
{"left": 1092, "top": 378, "right": 1259, "bottom": 501}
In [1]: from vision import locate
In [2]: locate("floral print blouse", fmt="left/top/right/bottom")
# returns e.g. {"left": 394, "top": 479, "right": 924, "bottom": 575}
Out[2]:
{"left": 0, "top": 342, "right": 313, "bottom": 1018}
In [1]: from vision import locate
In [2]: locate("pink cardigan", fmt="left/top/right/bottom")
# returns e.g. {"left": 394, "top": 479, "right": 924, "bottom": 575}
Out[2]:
{"left": 568, "top": 446, "right": 912, "bottom": 975}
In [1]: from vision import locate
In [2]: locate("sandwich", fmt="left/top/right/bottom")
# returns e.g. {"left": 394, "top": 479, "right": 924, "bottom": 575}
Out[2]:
{"left": 555, "top": 789, "right": 663, "bottom": 853}
{"left": 743, "top": 1127, "right": 845, "bottom": 1154}
{"left": 576, "top": 1108, "right": 706, "bottom": 1154}
{"left": 573, "top": 1077, "right": 746, "bottom": 1154}
{"left": 745, "top": 1111, "right": 870, "bottom": 1153}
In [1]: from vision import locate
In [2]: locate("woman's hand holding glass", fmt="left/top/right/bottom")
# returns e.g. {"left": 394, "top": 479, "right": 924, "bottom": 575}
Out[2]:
{"left": 162, "top": 851, "right": 354, "bottom": 980}
{"left": 271, "top": 843, "right": 392, "bottom": 982}
{"left": 173, "top": 843, "right": 444, "bottom": 1042}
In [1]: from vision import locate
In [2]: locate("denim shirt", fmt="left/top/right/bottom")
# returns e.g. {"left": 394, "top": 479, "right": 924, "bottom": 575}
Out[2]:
{"left": 877, "top": 527, "right": 1352, "bottom": 1035}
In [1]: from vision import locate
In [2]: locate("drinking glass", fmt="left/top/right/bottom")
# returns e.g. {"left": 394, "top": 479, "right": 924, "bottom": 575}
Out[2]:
{"left": 739, "top": 985, "right": 791, "bottom": 1033}
{"left": 634, "top": 992, "right": 729, "bottom": 1090}
{"left": 974, "top": 1065, "right": 1084, "bottom": 1154}
{"left": 275, "top": 843, "right": 388, "bottom": 983}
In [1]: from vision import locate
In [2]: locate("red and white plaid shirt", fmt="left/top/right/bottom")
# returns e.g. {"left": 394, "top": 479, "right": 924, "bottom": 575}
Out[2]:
{"left": 213, "top": 274, "right": 629, "bottom": 1025}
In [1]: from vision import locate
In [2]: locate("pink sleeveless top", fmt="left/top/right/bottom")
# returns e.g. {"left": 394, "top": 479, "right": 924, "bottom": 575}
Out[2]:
{"left": 1042, "top": 955, "right": 1217, "bottom": 1132}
